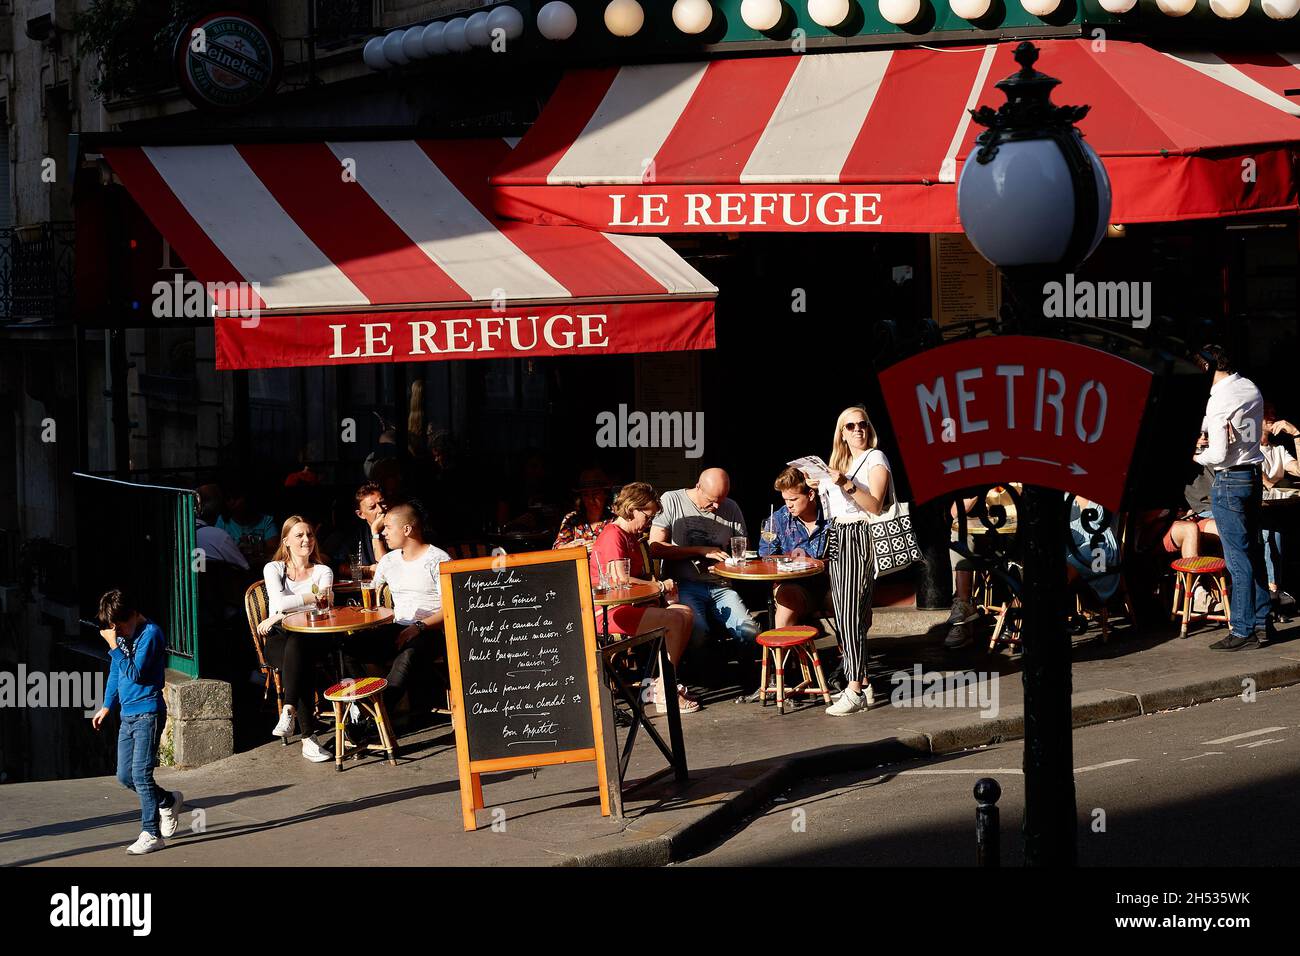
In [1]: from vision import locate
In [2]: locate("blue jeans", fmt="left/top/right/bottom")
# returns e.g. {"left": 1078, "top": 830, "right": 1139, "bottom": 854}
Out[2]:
{"left": 1211, "top": 469, "right": 1271, "bottom": 637}
{"left": 676, "top": 579, "right": 760, "bottom": 648}
{"left": 116, "top": 712, "right": 172, "bottom": 837}
{"left": 1262, "top": 528, "right": 1282, "bottom": 589}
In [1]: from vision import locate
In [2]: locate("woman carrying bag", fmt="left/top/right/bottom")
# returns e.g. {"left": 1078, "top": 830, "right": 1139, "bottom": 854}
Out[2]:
{"left": 808, "top": 406, "right": 894, "bottom": 716}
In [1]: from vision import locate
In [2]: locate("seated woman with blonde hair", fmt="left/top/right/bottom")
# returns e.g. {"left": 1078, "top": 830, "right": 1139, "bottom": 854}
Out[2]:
{"left": 258, "top": 516, "right": 334, "bottom": 762}
{"left": 589, "top": 482, "right": 699, "bottom": 715}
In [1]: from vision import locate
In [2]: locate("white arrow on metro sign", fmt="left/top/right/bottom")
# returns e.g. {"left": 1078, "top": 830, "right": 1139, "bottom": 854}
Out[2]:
{"left": 879, "top": 336, "right": 1152, "bottom": 511}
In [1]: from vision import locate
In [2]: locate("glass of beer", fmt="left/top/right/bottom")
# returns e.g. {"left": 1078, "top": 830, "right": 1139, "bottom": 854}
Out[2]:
{"left": 360, "top": 581, "right": 375, "bottom": 612}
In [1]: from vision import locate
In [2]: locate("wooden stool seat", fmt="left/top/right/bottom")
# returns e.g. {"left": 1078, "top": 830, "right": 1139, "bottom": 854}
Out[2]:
{"left": 1170, "top": 556, "right": 1227, "bottom": 575}
{"left": 324, "top": 676, "right": 398, "bottom": 771}
{"left": 1169, "top": 556, "right": 1230, "bottom": 639}
{"left": 756, "top": 625, "right": 819, "bottom": 648}
{"left": 324, "top": 676, "right": 387, "bottom": 703}
{"left": 754, "top": 626, "right": 832, "bottom": 714}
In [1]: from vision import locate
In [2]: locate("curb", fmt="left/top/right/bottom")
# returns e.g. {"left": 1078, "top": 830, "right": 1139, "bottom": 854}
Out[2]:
{"left": 563, "top": 658, "right": 1300, "bottom": 866}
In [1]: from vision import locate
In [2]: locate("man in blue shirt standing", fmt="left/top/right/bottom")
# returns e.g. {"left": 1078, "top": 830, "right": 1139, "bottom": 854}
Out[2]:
{"left": 91, "top": 589, "right": 184, "bottom": 855}
{"left": 760, "top": 467, "right": 832, "bottom": 629}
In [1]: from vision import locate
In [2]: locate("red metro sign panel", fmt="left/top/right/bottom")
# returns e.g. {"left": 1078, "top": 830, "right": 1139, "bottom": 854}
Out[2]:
{"left": 878, "top": 336, "right": 1153, "bottom": 512}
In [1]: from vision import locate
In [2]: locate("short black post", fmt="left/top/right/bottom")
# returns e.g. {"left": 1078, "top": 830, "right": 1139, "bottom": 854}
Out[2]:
{"left": 975, "top": 777, "right": 1001, "bottom": 867}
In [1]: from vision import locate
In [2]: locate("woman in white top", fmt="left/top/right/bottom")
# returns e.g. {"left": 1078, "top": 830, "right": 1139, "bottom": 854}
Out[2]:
{"left": 258, "top": 516, "right": 334, "bottom": 762}
{"left": 807, "top": 405, "right": 892, "bottom": 716}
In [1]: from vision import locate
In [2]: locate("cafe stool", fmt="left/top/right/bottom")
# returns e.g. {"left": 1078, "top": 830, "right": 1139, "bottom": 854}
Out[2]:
{"left": 1169, "top": 556, "right": 1231, "bottom": 639}
{"left": 755, "top": 626, "right": 832, "bottom": 714}
{"left": 323, "top": 677, "right": 398, "bottom": 772}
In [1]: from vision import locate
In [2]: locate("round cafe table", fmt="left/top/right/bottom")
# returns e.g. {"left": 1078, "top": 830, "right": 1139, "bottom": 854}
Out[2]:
{"left": 282, "top": 605, "right": 394, "bottom": 680}
{"left": 592, "top": 582, "right": 661, "bottom": 645}
{"left": 711, "top": 557, "right": 826, "bottom": 634}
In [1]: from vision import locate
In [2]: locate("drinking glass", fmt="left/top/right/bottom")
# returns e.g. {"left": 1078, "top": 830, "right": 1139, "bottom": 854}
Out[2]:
{"left": 360, "top": 582, "right": 375, "bottom": 611}
{"left": 730, "top": 536, "right": 748, "bottom": 562}
{"left": 760, "top": 517, "right": 778, "bottom": 550}
{"left": 609, "top": 558, "right": 632, "bottom": 586}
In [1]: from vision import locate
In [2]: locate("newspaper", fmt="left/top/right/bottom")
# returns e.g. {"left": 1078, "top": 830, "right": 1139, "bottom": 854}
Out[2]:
{"left": 787, "top": 455, "right": 832, "bottom": 484}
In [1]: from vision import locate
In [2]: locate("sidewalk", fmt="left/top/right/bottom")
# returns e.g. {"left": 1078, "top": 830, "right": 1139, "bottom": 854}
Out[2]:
{"left": 5, "top": 616, "right": 1299, "bottom": 867}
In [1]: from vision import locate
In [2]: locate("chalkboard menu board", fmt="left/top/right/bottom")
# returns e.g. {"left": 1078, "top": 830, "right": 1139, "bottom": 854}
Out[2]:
{"left": 441, "top": 548, "right": 610, "bottom": 831}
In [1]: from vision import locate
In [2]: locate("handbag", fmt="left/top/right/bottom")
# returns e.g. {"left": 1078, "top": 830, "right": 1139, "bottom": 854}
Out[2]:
{"left": 865, "top": 468, "right": 923, "bottom": 579}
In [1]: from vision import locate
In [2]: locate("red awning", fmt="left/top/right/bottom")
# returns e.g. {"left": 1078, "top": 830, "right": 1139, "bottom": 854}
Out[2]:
{"left": 100, "top": 138, "right": 716, "bottom": 369}
{"left": 492, "top": 40, "right": 1300, "bottom": 233}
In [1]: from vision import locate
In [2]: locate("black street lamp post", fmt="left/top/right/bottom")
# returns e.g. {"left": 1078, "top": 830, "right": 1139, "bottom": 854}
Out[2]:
{"left": 956, "top": 41, "right": 1112, "bottom": 866}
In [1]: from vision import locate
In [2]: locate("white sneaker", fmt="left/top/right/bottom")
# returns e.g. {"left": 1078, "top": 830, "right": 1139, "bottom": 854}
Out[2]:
{"left": 158, "top": 791, "right": 184, "bottom": 838}
{"left": 301, "top": 738, "right": 332, "bottom": 763}
{"left": 272, "top": 706, "right": 295, "bottom": 738}
{"left": 126, "top": 831, "right": 164, "bottom": 855}
{"left": 825, "top": 689, "right": 870, "bottom": 716}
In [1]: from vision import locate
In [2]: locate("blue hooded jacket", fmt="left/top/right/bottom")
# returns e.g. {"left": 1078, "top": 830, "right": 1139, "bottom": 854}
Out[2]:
{"left": 102, "top": 618, "right": 167, "bottom": 716}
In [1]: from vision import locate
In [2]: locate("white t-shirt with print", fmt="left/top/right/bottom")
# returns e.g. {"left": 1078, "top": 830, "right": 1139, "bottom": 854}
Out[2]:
{"left": 825, "top": 449, "right": 892, "bottom": 521}
{"left": 374, "top": 544, "right": 452, "bottom": 625}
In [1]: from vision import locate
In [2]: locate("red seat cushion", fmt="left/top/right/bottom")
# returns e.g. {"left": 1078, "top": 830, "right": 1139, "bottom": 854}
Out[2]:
{"left": 1170, "top": 556, "right": 1227, "bottom": 575}
{"left": 324, "top": 676, "right": 387, "bottom": 702}
{"left": 757, "top": 626, "right": 819, "bottom": 648}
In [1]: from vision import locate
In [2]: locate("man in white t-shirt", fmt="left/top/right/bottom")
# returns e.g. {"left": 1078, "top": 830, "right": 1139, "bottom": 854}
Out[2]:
{"left": 357, "top": 503, "right": 451, "bottom": 711}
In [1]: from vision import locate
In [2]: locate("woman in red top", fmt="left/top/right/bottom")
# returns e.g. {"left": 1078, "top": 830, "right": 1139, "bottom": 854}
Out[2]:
{"left": 590, "top": 482, "right": 698, "bottom": 715}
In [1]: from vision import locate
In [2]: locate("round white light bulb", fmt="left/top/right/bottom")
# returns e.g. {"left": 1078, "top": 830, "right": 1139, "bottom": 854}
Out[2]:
{"left": 1155, "top": 0, "right": 1196, "bottom": 14}
{"left": 880, "top": 0, "right": 922, "bottom": 23}
{"left": 381, "top": 29, "right": 409, "bottom": 65}
{"left": 808, "top": 0, "right": 852, "bottom": 25}
{"left": 605, "top": 0, "right": 645, "bottom": 36}
{"left": 950, "top": 0, "right": 991, "bottom": 17}
{"left": 401, "top": 26, "right": 427, "bottom": 60}
{"left": 466, "top": 10, "right": 492, "bottom": 47}
{"left": 1210, "top": 0, "right": 1249, "bottom": 14}
{"left": 443, "top": 17, "right": 471, "bottom": 52}
{"left": 363, "top": 37, "right": 390, "bottom": 70}
{"left": 487, "top": 5, "right": 526, "bottom": 40}
{"left": 422, "top": 21, "right": 447, "bottom": 56}
{"left": 741, "top": 0, "right": 784, "bottom": 29}
{"left": 1264, "top": 0, "right": 1300, "bottom": 16}
{"left": 673, "top": 0, "right": 714, "bottom": 33}
{"left": 537, "top": 1, "right": 579, "bottom": 39}
{"left": 1098, "top": 0, "right": 1137, "bottom": 11}
{"left": 1021, "top": 0, "right": 1061, "bottom": 15}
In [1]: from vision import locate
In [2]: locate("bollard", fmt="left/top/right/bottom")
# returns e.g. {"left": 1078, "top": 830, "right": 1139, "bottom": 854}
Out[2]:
{"left": 974, "top": 777, "right": 1001, "bottom": 867}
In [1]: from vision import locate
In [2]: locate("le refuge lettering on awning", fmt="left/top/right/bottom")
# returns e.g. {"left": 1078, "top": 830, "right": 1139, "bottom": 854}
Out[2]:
{"left": 99, "top": 138, "right": 716, "bottom": 370}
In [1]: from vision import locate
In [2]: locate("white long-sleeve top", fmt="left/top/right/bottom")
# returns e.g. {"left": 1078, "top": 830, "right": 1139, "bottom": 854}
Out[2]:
{"left": 263, "top": 561, "right": 333, "bottom": 616}
{"left": 1194, "top": 373, "right": 1265, "bottom": 471}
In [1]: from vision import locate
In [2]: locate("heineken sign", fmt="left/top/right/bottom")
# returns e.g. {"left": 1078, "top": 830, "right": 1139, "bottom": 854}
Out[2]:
{"left": 175, "top": 12, "right": 281, "bottom": 111}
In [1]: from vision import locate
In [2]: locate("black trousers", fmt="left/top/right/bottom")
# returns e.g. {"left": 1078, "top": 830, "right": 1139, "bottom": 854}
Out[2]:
{"left": 263, "top": 625, "right": 322, "bottom": 737}
{"left": 347, "top": 623, "right": 445, "bottom": 712}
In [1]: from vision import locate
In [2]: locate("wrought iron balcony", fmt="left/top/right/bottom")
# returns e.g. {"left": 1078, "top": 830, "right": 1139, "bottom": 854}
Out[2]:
{"left": 0, "top": 222, "right": 76, "bottom": 324}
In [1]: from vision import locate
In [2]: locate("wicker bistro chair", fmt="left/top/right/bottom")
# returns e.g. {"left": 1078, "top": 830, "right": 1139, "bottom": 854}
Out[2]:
{"left": 243, "top": 581, "right": 289, "bottom": 745}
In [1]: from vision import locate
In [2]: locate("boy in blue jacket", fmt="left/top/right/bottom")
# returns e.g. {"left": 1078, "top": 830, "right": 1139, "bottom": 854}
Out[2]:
{"left": 91, "top": 589, "right": 184, "bottom": 855}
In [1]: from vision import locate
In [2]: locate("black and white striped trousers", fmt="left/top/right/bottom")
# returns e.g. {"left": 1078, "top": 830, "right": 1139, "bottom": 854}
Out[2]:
{"left": 827, "top": 518, "right": 875, "bottom": 683}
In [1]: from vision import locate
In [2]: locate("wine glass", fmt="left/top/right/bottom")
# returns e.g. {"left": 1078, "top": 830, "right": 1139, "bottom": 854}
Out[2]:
{"left": 760, "top": 516, "right": 778, "bottom": 552}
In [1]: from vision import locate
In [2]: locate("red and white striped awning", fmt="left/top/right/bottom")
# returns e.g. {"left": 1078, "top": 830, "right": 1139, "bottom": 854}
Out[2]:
{"left": 492, "top": 39, "right": 1300, "bottom": 234}
{"left": 101, "top": 138, "right": 716, "bottom": 370}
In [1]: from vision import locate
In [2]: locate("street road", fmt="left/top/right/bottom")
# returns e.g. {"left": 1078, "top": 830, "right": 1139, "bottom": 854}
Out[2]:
{"left": 681, "top": 684, "right": 1300, "bottom": 866}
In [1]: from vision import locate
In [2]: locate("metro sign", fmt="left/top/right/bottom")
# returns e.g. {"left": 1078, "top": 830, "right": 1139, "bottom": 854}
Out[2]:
{"left": 878, "top": 336, "right": 1153, "bottom": 511}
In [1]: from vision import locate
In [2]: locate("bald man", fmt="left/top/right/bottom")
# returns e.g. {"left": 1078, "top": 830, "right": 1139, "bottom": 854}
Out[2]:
{"left": 356, "top": 503, "right": 451, "bottom": 713}
{"left": 650, "top": 468, "right": 760, "bottom": 650}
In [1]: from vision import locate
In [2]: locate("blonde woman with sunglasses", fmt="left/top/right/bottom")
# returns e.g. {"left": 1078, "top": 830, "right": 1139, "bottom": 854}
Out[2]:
{"left": 806, "top": 406, "right": 892, "bottom": 715}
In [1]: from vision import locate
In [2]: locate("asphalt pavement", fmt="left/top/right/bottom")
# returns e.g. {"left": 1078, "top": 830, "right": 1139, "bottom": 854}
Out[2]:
{"left": 680, "top": 683, "right": 1300, "bottom": 866}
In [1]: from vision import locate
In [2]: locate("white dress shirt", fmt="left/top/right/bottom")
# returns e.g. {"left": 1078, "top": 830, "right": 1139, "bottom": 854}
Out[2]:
{"left": 197, "top": 519, "right": 249, "bottom": 570}
{"left": 1194, "top": 373, "right": 1265, "bottom": 471}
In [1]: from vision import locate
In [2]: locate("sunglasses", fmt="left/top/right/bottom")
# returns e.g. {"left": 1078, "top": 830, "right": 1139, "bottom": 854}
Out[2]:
{"left": 843, "top": 421, "right": 870, "bottom": 432}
